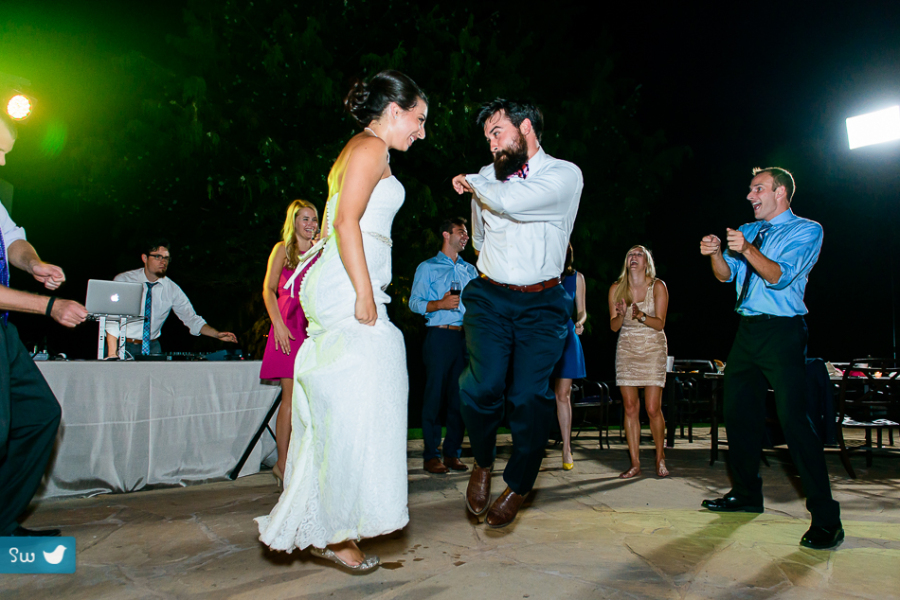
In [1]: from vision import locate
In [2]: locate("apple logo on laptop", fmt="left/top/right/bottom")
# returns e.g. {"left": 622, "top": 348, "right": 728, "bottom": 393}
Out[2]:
{"left": 110, "top": 294, "right": 120, "bottom": 303}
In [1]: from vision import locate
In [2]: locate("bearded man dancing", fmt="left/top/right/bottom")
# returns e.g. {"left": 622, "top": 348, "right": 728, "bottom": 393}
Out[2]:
{"left": 451, "top": 99, "right": 583, "bottom": 527}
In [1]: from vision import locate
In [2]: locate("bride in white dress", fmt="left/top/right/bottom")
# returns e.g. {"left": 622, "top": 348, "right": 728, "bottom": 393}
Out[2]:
{"left": 256, "top": 71, "right": 428, "bottom": 572}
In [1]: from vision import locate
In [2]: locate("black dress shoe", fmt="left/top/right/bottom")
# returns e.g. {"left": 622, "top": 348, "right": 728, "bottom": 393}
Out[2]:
{"left": 10, "top": 525, "right": 61, "bottom": 537}
{"left": 800, "top": 525, "right": 844, "bottom": 550}
{"left": 701, "top": 495, "right": 764, "bottom": 513}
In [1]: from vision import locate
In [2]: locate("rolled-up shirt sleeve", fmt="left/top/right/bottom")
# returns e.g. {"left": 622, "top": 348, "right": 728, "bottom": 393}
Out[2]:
{"left": 0, "top": 205, "right": 26, "bottom": 253}
{"left": 408, "top": 264, "right": 432, "bottom": 315}
{"left": 722, "top": 251, "right": 744, "bottom": 284}
{"left": 765, "top": 221, "right": 823, "bottom": 291}
{"left": 466, "top": 163, "right": 582, "bottom": 223}
{"left": 170, "top": 281, "right": 207, "bottom": 335}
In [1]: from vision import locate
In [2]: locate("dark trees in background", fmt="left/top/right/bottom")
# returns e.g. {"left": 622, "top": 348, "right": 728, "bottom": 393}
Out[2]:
{"left": 8, "top": 1, "right": 685, "bottom": 415}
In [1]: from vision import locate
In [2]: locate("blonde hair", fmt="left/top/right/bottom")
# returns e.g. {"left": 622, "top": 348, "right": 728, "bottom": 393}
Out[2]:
{"left": 282, "top": 199, "right": 318, "bottom": 269}
{"left": 613, "top": 245, "right": 657, "bottom": 306}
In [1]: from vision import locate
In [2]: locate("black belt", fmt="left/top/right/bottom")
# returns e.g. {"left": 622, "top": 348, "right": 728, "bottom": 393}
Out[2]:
{"left": 739, "top": 313, "right": 791, "bottom": 322}
{"left": 431, "top": 325, "right": 463, "bottom": 331}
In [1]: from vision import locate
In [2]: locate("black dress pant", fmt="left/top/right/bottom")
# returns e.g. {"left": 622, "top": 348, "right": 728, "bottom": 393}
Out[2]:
{"left": 459, "top": 277, "right": 570, "bottom": 495}
{"left": 421, "top": 327, "right": 467, "bottom": 460}
{"left": 724, "top": 315, "right": 840, "bottom": 528}
{"left": 0, "top": 321, "right": 61, "bottom": 535}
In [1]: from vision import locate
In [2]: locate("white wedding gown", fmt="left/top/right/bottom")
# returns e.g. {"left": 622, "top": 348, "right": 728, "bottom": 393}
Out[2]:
{"left": 256, "top": 175, "right": 409, "bottom": 551}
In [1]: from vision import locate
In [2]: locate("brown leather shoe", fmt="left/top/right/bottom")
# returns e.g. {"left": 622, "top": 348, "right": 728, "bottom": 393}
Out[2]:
{"left": 485, "top": 487, "right": 526, "bottom": 528}
{"left": 444, "top": 457, "right": 469, "bottom": 471}
{"left": 465, "top": 465, "right": 492, "bottom": 516}
{"left": 424, "top": 457, "right": 449, "bottom": 474}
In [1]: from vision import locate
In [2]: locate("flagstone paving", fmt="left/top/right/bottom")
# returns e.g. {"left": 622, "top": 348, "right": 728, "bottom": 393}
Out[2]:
{"left": 2, "top": 430, "right": 898, "bottom": 599}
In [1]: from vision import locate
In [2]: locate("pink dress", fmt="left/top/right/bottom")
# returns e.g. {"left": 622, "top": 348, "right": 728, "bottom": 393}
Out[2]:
{"left": 259, "top": 256, "right": 318, "bottom": 380}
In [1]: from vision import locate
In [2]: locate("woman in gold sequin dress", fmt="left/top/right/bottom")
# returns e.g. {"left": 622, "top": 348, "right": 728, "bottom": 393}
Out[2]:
{"left": 608, "top": 245, "right": 669, "bottom": 479}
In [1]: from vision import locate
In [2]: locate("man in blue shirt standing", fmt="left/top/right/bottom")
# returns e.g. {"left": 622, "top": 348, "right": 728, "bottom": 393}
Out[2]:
{"left": 699, "top": 166, "right": 842, "bottom": 550}
{"left": 409, "top": 217, "right": 478, "bottom": 474}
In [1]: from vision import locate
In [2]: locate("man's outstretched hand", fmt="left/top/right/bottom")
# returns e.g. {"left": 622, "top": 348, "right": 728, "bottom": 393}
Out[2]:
{"left": 452, "top": 174, "right": 473, "bottom": 195}
{"left": 216, "top": 331, "right": 238, "bottom": 343}
{"left": 32, "top": 262, "right": 66, "bottom": 290}
{"left": 51, "top": 299, "right": 87, "bottom": 328}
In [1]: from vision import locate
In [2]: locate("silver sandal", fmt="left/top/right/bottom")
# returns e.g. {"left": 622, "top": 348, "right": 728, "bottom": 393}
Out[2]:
{"left": 309, "top": 546, "right": 380, "bottom": 573}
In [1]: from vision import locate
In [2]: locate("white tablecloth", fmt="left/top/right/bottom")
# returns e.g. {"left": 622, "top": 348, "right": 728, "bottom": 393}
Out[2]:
{"left": 36, "top": 361, "right": 280, "bottom": 499}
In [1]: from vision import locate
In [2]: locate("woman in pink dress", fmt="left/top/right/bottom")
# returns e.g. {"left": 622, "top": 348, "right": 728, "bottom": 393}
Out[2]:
{"left": 260, "top": 199, "right": 319, "bottom": 486}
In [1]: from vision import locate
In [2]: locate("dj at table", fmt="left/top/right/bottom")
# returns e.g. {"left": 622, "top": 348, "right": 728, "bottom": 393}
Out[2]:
{"left": 105, "top": 237, "right": 237, "bottom": 357}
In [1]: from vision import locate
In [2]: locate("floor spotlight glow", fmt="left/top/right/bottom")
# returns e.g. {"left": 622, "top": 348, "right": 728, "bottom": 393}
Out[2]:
{"left": 847, "top": 106, "right": 900, "bottom": 149}
{"left": 6, "top": 94, "right": 31, "bottom": 120}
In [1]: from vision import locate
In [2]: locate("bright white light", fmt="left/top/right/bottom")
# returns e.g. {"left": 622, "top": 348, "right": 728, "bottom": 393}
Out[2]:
{"left": 6, "top": 94, "right": 31, "bottom": 120}
{"left": 847, "top": 106, "right": 900, "bottom": 149}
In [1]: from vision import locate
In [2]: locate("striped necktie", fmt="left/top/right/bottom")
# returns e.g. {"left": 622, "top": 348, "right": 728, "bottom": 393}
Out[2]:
{"left": 735, "top": 224, "right": 771, "bottom": 311}
{"left": 141, "top": 282, "right": 158, "bottom": 354}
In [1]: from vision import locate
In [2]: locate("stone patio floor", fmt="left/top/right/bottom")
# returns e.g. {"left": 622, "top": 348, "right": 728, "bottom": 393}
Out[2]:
{"left": 2, "top": 429, "right": 899, "bottom": 599}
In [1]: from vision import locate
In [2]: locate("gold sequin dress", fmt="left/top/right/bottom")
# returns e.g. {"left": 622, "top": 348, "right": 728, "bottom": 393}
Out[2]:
{"left": 615, "top": 280, "right": 667, "bottom": 388}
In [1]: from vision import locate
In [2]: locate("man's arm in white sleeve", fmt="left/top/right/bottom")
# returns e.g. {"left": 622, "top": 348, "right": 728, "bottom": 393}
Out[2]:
{"left": 470, "top": 195, "right": 484, "bottom": 254}
{"left": 467, "top": 163, "right": 582, "bottom": 222}
{"left": 170, "top": 282, "right": 207, "bottom": 335}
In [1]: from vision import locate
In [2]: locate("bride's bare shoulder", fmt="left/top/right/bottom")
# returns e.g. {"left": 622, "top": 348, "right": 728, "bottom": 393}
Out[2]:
{"left": 327, "top": 134, "right": 390, "bottom": 191}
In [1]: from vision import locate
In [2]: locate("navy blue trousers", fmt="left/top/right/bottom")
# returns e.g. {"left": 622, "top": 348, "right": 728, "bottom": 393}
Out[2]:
{"left": 459, "top": 277, "right": 571, "bottom": 495}
{"left": 421, "top": 328, "right": 467, "bottom": 460}
{"left": 724, "top": 316, "right": 841, "bottom": 528}
{"left": 0, "top": 322, "right": 61, "bottom": 535}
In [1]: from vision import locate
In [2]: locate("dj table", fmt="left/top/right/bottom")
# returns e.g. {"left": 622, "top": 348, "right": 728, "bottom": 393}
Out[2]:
{"left": 35, "top": 360, "right": 280, "bottom": 499}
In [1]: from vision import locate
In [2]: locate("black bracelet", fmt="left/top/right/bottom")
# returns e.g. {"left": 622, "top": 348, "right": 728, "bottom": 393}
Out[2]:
{"left": 45, "top": 296, "right": 57, "bottom": 317}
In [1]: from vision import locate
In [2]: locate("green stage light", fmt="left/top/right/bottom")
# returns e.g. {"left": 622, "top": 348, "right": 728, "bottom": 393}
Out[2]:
{"left": 7, "top": 94, "right": 31, "bottom": 120}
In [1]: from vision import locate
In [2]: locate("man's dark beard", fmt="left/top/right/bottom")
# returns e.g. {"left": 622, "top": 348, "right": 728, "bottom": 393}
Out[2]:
{"left": 493, "top": 132, "right": 529, "bottom": 181}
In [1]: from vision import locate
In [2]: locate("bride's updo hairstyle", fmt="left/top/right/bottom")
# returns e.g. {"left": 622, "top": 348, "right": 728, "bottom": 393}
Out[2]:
{"left": 344, "top": 70, "right": 427, "bottom": 128}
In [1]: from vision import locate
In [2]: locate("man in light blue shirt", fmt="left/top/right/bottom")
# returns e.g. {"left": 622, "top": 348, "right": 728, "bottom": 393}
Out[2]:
{"left": 409, "top": 217, "right": 477, "bottom": 474}
{"left": 698, "top": 166, "right": 842, "bottom": 550}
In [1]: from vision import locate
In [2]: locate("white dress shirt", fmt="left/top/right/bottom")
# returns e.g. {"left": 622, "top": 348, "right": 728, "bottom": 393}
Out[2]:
{"left": 105, "top": 268, "right": 207, "bottom": 340}
{"left": 468, "top": 148, "right": 583, "bottom": 285}
{"left": 0, "top": 203, "right": 27, "bottom": 265}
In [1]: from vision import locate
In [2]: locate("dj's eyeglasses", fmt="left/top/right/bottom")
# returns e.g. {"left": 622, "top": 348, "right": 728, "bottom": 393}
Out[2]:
{"left": 148, "top": 254, "right": 171, "bottom": 263}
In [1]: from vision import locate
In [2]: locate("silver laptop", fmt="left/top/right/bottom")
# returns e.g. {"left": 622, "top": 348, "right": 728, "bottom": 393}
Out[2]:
{"left": 85, "top": 280, "right": 144, "bottom": 317}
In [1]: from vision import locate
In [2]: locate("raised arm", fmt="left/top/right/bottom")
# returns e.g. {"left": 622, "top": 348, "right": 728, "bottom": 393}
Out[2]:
{"left": 700, "top": 234, "right": 732, "bottom": 282}
{"left": 466, "top": 163, "right": 582, "bottom": 223}
{"left": 7, "top": 239, "right": 66, "bottom": 290}
{"left": 725, "top": 228, "right": 782, "bottom": 284}
{"left": 0, "top": 286, "right": 86, "bottom": 327}
{"left": 331, "top": 138, "right": 390, "bottom": 326}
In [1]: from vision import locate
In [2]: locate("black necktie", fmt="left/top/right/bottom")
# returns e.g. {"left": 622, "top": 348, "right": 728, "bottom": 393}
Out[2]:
{"left": 735, "top": 225, "right": 770, "bottom": 311}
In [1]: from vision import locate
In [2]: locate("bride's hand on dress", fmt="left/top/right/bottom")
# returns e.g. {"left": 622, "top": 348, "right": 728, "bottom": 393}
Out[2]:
{"left": 273, "top": 322, "right": 295, "bottom": 354}
{"left": 355, "top": 296, "right": 378, "bottom": 326}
